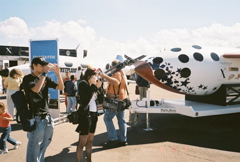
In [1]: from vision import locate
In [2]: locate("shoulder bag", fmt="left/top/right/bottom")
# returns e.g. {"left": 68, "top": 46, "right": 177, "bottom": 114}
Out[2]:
{"left": 68, "top": 104, "right": 89, "bottom": 125}
{"left": 68, "top": 98, "right": 91, "bottom": 125}
{"left": 103, "top": 82, "right": 131, "bottom": 112}
{"left": 11, "top": 88, "right": 36, "bottom": 132}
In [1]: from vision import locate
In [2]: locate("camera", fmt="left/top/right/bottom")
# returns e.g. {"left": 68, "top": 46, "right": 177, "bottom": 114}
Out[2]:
{"left": 96, "top": 76, "right": 103, "bottom": 82}
{"left": 51, "top": 65, "right": 56, "bottom": 70}
{"left": 47, "top": 63, "right": 56, "bottom": 70}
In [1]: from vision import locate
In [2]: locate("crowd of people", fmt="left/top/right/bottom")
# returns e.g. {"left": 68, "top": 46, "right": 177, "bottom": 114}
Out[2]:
{"left": 0, "top": 67, "right": 23, "bottom": 154}
{"left": 0, "top": 57, "right": 135, "bottom": 162}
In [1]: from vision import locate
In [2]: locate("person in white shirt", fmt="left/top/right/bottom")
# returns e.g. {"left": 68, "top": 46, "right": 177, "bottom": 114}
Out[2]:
{"left": 75, "top": 68, "right": 102, "bottom": 162}
{"left": 75, "top": 66, "right": 83, "bottom": 88}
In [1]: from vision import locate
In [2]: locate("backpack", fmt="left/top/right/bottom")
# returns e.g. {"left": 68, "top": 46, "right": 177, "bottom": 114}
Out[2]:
{"left": 11, "top": 84, "right": 36, "bottom": 132}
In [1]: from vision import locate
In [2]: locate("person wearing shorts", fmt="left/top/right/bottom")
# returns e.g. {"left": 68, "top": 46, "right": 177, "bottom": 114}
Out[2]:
{"left": 75, "top": 68, "right": 102, "bottom": 162}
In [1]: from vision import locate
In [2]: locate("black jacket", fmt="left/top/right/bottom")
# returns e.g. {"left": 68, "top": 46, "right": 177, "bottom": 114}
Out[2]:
{"left": 64, "top": 80, "right": 77, "bottom": 96}
{"left": 22, "top": 74, "right": 58, "bottom": 116}
{"left": 78, "top": 80, "right": 97, "bottom": 112}
{"left": 136, "top": 74, "right": 150, "bottom": 88}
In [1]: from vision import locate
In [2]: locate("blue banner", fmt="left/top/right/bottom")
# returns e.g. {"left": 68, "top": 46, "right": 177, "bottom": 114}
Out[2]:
{"left": 30, "top": 40, "right": 59, "bottom": 109}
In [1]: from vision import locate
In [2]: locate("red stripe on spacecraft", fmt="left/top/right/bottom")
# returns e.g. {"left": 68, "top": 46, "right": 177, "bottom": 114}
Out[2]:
{"left": 223, "top": 54, "right": 240, "bottom": 58}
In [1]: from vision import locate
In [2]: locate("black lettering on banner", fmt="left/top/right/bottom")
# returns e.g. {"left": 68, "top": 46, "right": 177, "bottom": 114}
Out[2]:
{"left": 60, "top": 68, "right": 77, "bottom": 73}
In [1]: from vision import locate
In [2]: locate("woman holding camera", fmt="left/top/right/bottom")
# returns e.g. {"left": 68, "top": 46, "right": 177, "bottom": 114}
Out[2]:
{"left": 76, "top": 68, "right": 102, "bottom": 162}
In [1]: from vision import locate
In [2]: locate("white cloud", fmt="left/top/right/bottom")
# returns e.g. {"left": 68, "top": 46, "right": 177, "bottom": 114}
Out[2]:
{"left": 30, "top": 20, "right": 96, "bottom": 49}
{"left": 153, "top": 23, "right": 240, "bottom": 48}
{"left": 0, "top": 17, "right": 31, "bottom": 39}
{"left": 0, "top": 17, "right": 240, "bottom": 68}
{"left": 153, "top": 28, "right": 191, "bottom": 47}
{"left": 0, "top": 17, "right": 31, "bottom": 45}
{"left": 191, "top": 23, "right": 240, "bottom": 47}
{"left": 77, "top": 20, "right": 87, "bottom": 24}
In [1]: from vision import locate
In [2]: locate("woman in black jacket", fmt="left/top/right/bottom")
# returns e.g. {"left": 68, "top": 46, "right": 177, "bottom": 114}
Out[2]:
{"left": 76, "top": 68, "right": 102, "bottom": 162}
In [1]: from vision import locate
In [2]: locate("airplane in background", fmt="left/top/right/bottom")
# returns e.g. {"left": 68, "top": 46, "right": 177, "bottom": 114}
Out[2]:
{"left": 135, "top": 45, "right": 240, "bottom": 96}
{"left": 0, "top": 45, "right": 88, "bottom": 78}
{"left": 130, "top": 45, "right": 240, "bottom": 121}
{"left": 0, "top": 45, "right": 143, "bottom": 80}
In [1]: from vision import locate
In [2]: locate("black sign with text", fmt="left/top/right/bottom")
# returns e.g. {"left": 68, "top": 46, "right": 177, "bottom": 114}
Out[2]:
{"left": 0, "top": 45, "right": 77, "bottom": 57}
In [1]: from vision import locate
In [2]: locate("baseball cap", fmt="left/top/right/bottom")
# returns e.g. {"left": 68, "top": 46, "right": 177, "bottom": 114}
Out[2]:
{"left": 31, "top": 57, "right": 49, "bottom": 66}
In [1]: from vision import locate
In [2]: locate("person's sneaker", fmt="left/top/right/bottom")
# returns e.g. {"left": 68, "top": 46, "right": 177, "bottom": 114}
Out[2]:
{"left": 13, "top": 141, "right": 21, "bottom": 149}
{"left": 0, "top": 149, "right": 8, "bottom": 154}
{"left": 118, "top": 141, "right": 128, "bottom": 147}
{"left": 102, "top": 140, "right": 119, "bottom": 149}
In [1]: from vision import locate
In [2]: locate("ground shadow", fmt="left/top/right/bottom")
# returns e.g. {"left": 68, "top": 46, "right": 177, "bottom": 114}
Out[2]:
{"left": 92, "top": 113, "right": 240, "bottom": 153}
{"left": 126, "top": 113, "right": 240, "bottom": 152}
{"left": 45, "top": 113, "right": 240, "bottom": 161}
{"left": 45, "top": 147, "right": 76, "bottom": 162}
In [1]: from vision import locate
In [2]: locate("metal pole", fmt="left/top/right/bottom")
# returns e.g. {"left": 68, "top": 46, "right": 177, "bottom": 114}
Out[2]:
{"left": 144, "top": 90, "right": 153, "bottom": 131}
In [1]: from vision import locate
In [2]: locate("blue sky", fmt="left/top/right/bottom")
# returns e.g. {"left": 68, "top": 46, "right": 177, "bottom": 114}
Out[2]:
{"left": 1, "top": 0, "right": 240, "bottom": 67}
{"left": 1, "top": 0, "right": 239, "bottom": 41}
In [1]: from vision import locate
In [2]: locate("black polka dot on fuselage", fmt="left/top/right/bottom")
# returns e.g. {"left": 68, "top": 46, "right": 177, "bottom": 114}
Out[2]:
{"left": 153, "top": 57, "right": 163, "bottom": 64}
{"left": 180, "top": 68, "right": 191, "bottom": 78}
{"left": 154, "top": 69, "right": 166, "bottom": 79}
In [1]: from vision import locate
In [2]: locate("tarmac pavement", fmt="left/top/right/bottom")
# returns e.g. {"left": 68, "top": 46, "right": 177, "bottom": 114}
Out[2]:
{"left": 1, "top": 84, "right": 240, "bottom": 162}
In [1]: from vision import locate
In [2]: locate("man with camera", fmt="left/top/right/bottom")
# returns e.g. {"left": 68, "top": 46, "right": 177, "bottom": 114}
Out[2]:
{"left": 99, "top": 60, "right": 128, "bottom": 149}
{"left": 22, "top": 57, "right": 63, "bottom": 162}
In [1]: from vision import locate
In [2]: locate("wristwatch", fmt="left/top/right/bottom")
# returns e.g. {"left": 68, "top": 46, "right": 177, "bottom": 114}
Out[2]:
{"left": 42, "top": 72, "right": 47, "bottom": 77}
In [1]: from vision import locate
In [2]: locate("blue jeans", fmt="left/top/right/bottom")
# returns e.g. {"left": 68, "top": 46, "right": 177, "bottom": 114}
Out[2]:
{"left": 26, "top": 115, "right": 54, "bottom": 162}
{"left": 67, "top": 96, "right": 77, "bottom": 114}
{"left": 104, "top": 109, "right": 127, "bottom": 142}
{"left": 0, "top": 126, "right": 17, "bottom": 150}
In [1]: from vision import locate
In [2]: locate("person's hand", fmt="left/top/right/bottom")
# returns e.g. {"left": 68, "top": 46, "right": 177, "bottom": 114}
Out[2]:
{"left": 99, "top": 72, "right": 107, "bottom": 79}
{"left": 2, "top": 117, "right": 7, "bottom": 120}
{"left": 96, "top": 80, "right": 102, "bottom": 88}
{"left": 44, "top": 63, "right": 52, "bottom": 73}
{"left": 52, "top": 64, "right": 60, "bottom": 76}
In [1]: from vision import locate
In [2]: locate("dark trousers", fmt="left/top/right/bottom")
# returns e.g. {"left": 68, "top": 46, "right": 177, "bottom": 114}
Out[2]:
{"left": 0, "top": 126, "right": 17, "bottom": 150}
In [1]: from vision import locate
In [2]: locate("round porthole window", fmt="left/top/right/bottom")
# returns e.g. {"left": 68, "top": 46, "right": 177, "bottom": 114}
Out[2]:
{"left": 210, "top": 52, "right": 220, "bottom": 61}
{"left": 64, "top": 62, "right": 73, "bottom": 67}
{"left": 193, "top": 52, "right": 204, "bottom": 62}
{"left": 178, "top": 54, "right": 189, "bottom": 63}
{"left": 192, "top": 45, "right": 202, "bottom": 50}
{"left": 171, "top": 47, "right": 181, "bottom": 52}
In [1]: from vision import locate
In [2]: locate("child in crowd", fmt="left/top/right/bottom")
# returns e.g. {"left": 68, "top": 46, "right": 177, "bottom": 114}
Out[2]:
{"left": 0, "top": 102, "right": 21, "bottom": 154}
